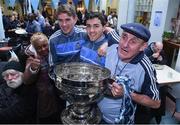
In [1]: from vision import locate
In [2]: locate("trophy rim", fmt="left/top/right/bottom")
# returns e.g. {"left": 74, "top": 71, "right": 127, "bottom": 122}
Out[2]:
{"left": 54, "top": 62, "right": 111, "bottom": 82}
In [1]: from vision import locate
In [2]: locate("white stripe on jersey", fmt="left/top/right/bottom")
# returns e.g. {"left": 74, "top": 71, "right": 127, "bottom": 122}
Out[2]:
{"left": 141, "top": 56, "right": 160, "bottom": 100}
{"left": 110, "top": 30, "right": 120, "bottom": 42}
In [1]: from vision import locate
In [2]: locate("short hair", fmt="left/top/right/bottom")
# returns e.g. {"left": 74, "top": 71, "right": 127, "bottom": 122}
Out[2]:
{"left": 56, "top": 4, "right": 76, "bottom": 17}
{"left": 12, "top": 11, "right": 18, "bottom": 16}
{"left": 85, "top": 12, "right": 106, "bottom": 26}
{"left": 30, "top": 32, "right": 48, "bottom": 46}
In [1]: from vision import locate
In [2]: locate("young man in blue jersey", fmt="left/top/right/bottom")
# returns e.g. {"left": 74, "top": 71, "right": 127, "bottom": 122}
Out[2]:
{"left": 80, "top": 12, "right": 118, "bottom": 66}
{"left": 98, "top": 23, "right": 161, "bottom": 124}
{"left": 48, "top": 4, "right": 119, "bottom": 67}
{"left": 48, "top": 4, "right": 86, "bottom": 66}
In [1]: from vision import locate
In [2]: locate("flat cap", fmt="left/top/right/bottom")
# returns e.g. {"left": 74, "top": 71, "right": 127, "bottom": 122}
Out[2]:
{"left": 121, "top": 23, "right": 151, "bottom": 42}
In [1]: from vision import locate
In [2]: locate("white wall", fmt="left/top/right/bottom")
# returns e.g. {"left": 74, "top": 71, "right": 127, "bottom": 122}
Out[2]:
{"left": 117, "top": 0, "right": 128, "bottom": 34}
{"left": 148, "top": 0, "right": 169, "bottom": 43}
{"left": 117, "top": 0, "right": 136, "bottom": 34}
{"left": 100, "top": 0, "right": 107, "bottom": 14}
{"left": 0, "top": 7, "right": 5, "bottom": 39}
{"left": 164, "top": 0, "right": 180, "bottom": 32}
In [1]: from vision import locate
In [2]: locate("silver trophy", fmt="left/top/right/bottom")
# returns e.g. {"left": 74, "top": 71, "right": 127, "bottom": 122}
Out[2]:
{"left": 54, "top": 62, "right": 111, "bottom": 124}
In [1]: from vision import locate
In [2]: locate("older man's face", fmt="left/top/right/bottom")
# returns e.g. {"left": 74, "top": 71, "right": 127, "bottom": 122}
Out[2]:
{"left": 118, "top": 32, "right": 147, "bottom": 62}
{"left": 2, "top": 69, "right": 23, "bottom": 88}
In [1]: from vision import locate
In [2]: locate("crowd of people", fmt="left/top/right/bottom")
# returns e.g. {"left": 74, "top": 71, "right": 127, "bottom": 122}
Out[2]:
{"left": 0, "top": 3, "right": 164, "bottom": 124}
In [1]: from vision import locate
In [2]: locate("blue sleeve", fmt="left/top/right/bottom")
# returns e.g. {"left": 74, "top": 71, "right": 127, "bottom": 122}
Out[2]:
{"left": 34, "top": 24, "right": 42, "bottom": 32}
{"left": 144, "top": 43, "right": 154, "bottom": 57}
{"left": 106, "top": 30, "right": 120, "bottom": 46}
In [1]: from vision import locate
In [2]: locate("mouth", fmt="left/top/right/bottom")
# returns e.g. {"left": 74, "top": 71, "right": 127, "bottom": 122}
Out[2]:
{"left": 7, "top": 81, "right": 16, "bottom": 84}
{"left": 121, "top": 47, "right": 128, "bottom": 53}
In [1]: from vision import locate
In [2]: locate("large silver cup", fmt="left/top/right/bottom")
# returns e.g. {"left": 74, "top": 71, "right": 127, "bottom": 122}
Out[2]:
{"left": 54, "top": 62, "right": 111, "bottom": 124}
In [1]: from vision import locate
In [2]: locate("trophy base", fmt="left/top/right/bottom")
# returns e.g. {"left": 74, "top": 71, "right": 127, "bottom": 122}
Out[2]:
{"left": 61, "top": 105, "right": 101, "bottom": 124}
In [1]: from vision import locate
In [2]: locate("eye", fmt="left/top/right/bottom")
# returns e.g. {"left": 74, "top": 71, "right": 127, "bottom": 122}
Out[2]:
{"left": 94, "top": 25, "right": 100, "bottom": 28}
{"left": 66, "top": 18, "right": 71, "bottom": 22}
{"left": 86, "top": 25, "right": 91, "bottom": 28}
{"left": 121, "top": 33, "right": 127, "bottom": 40}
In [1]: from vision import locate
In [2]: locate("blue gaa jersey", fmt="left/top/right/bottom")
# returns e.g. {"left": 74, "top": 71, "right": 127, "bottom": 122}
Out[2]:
{"left": 49, "top": 27, "right": 86, "bottom": 66}
{"left": 80, "top": 35, "right": 107, "bottom": 66}
{"left": 98, "top": 44, "right": 160, "bottom": 124}
{"left": 49, "top": 27, "right": 119, "bottom": 67}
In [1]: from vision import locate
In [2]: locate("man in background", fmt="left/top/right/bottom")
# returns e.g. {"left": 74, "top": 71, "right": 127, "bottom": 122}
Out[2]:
{"left": 145, "top": 41, "right": 167, "bottom": 64}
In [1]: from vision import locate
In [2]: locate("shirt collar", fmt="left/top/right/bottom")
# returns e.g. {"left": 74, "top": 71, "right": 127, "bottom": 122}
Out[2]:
{"left": 87, "top": 34, "right": 106, "bottom": 43}
{"left": 61, "top": 27, "right": 75, "bottom": 37}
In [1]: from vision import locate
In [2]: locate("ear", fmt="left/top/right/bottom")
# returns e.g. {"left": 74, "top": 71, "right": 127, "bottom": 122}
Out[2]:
{"left": 73, "top": 16, "right": 78, "bottom": 24}
{"left": 140, "top": 42, "right": 148, "bottom": 51}
{"left": 102, "top": 25, "right": 106, "bottom": 32}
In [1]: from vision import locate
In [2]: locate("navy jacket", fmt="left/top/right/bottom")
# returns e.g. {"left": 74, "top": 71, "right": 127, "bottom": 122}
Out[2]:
{"left": 0, "top": 84, "right": 37, "bottom": 123}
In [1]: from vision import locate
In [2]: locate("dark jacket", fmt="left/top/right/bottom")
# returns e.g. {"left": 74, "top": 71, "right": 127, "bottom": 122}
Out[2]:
{"left": 0, "top": 83, "right": 37, "bottom": 123}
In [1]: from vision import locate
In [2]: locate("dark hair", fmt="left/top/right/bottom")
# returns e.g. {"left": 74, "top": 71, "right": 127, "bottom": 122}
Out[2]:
{"left": 85, "top": 12, "right": 106, "bottom": 26}
{"left": 56, "top": 4, "right": 76, "bottom": 17}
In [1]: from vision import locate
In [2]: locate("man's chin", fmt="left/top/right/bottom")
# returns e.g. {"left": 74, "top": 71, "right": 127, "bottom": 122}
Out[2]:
{"left": 89, "top": 38, "right": 97, "bottom": 41}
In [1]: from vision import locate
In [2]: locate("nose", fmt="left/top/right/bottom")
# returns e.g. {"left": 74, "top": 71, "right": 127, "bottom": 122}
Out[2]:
{"left": 41, "top": 47, "right": 46, "bottom": 51}
{"left": 62, "top": 21, "right": 67, "bottom": 26}
{"left": 123, "top": 40, "right": 129, "bottom": 48}
{"left": 6, "top": 74, "right": 14, "bottom": 81}
{"left": 89, "top": 26, "right": 95, "bottom": 33}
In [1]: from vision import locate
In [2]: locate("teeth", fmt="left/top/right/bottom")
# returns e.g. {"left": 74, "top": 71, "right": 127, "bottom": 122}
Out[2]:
{"left": 122, "top": 48, "right": 128, "bottom": 52}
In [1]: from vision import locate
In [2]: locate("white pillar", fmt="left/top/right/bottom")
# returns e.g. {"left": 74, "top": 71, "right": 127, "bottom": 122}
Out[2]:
{"left": 27, "top": 0, "right": 32, "bottom": 14}
{"left": 175, "top": 50, "right": 180, "bottom": 72}
{"left": 127, "top": 0, "right": 136, "bottom": 23}
{"left": 99, "top": 0, "right": 107, "bottom": 14}
{"left": 117, "top": 0, "right": 136, "bottom": 34}
{"left": 149, "top": 0, "right": 169, "bottom": 43}
{"left": 0, "top": 7, "right": 5, "bottom": 39}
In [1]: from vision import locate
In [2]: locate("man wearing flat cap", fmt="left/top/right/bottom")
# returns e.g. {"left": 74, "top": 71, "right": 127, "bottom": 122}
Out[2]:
{"left": 98, "top": 23, "right": 161, "bottom": 124}
{"left": 0, "top": 61, "right": 37, "bottom": 123}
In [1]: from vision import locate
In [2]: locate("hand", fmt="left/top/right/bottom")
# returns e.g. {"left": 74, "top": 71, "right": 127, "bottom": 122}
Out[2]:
{"left": 98, "top": 42, "right": 108, "bottom": 56}
{"left": 104, "top": 26, "right": 114, "bottom": 34}
{"left": 152, "top": 53, "right": 160, "bottom": 58}
{"left": 157, "top": 55, "right": 163, "bottom": 61}
{"left": 111, "top": 82, "right": 124, "bottom": 97}
{"left": 28, "top": 56, "right": 41, "bottom": 71}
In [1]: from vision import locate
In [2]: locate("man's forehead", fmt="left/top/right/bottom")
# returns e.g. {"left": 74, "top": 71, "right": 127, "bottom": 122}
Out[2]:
{"left": 86, "top": 18, "right": 102, "bottom": 25}
{"left": 58, "top": 13, "right": 74, "bottom": 18}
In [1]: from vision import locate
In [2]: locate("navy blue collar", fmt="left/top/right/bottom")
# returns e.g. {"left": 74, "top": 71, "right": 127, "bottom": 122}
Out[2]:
{"left": 61, "top": 27, "right": 75, "bottom": 37}
{"left": 129, "top": 51, "right": 144, "bottom": 64}
{"left": 86, "top": 34, "right": 106, "bottom": 43}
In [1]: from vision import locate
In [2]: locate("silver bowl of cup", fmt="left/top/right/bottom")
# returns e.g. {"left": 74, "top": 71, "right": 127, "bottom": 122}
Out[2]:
{"left": 54, "top": 62, "right": 111, "bottom": 124}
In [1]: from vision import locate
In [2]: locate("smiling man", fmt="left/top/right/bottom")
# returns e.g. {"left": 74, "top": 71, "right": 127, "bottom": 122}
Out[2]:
{"left": 49, "top": 4, "right": 86, "bottom": 66}
{"left": 48, "top": 4, "right": 119, "bottom": 67}
{"left": 80, "top": 12, "right": 117, "bottom": 66}
{"left": 98, "top": 23, "right": 161, "bottom": 124}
